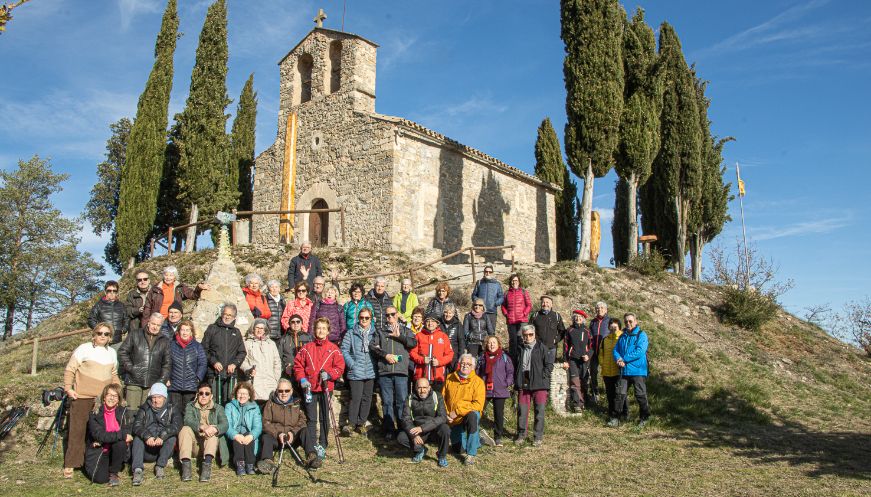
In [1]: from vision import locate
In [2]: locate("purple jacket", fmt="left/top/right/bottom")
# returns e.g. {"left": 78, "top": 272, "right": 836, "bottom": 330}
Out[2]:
{"left": 310, "top": 300, "right": 347, "bottom": 344}
{"left": 477, "top": 351, "right": 515, "bottom": 399}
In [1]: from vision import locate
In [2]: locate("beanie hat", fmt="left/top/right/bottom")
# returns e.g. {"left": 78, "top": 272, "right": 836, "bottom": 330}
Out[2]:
{"left": 168, "top": 301, "right": 184, "bottom": 313}
{"left": 425, "top": 313, "right": 441, "bottom": 323}
{"left": 149, "top": 382, "right": 168, "bottom": 399}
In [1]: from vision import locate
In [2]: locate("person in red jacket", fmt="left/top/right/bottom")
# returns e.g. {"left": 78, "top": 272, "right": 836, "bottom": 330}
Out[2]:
{"left": 410, "top": 313, "right": 454, "bottom": 392}
{"left": 242, "top": 273, "right": 272, "bottom": 320}
{"left": 293, "top": 317, "right": 345, "bottom": 454}
{"left": 501, "top": 274, "right": 532, "bottom": 359}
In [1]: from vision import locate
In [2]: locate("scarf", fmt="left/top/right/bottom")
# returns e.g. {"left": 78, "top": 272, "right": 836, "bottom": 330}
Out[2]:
{"left": 323, "top": 297, "right": 336, "bottom": 304}
{"left": 521, "top": 342, "right": 534, "bottom": 372}
{"left": 484, "top": 348, "right": 502, "bottom": 380}
{"left": 400, "top": 292, "right": 410, "bottom": 313}
{"left": 471, "top": 308, "right": 485, "bottom": 320}
{"left": 457, "top": 368, "right": 470, "bottom": 379}
{"left": 176, "top": 334, "right": 193, "bottom": 348}
{"left": 411, "top": 323, "right": 423, "bottom": 335}
{"left": 103, "top": 405, "right": 120, "bottom": 433}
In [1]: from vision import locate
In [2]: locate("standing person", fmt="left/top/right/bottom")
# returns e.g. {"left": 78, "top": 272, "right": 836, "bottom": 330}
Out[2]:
{"left": 287, "top": 241, "right": 323, "bottom": 289}
{"left": 409, "top": 307, "right": 425, "bottom": 335}
{"left": 588, "top": 301, "right": 610, "bottom": 403}
{"left": 278, "top": 314, "right": 312, "bottom": 380}
{"left": 178, "top": 382, "right": 228, "bottom": 482}
{"left": 476, "top": 336, "right": 513, "bottom": 447}
{"left": 241, "top": 319, "right": 282, "bottom": 404}
{"left": 440, "top": 303, "right": 464, "bottom": 372}
{"left": 310, "top": 275, "right": 326, "bottom": 305}
{"left": 83, "top": 383, "right": 132, "bottom": 486}
{"left": 369, "top": 306, "right": 417, "bottom": 440}
{"left": 366, "top": 276, "right": 392, "bottom": 332}
{"left": 600, "top": 318, "right": 627, "bottom": 424}
{"left": 281, "top": 281, "right": 314, "bottom": 333}
{"left": 310, "top": 285, "right": 346, "bottom": 344}
{"left": 159, "top": 302, "right": 184, "bottom": 340}
{"left": 201, "top": 304, "right": 247, "bottom": 404}
{"left": 463, "top": 298, "right": 494, "bottom": 358}
{"left": 141, "top": 265, "right": 208, "bottom": 327}
{"left": 257, "top": 379, "right": 321, "bottom": 473}
{"left": 501, "top": 274, "right": 532, "bottom": 359}
{"left": 130, "top": 382, "right": 181, "bottom": 486}
{"left": 125, "top": 270, "right": 152, "bottom": 334}
{"left": 342, "top": 283, "right": 372, "bottom": 332}
{"left": 443, "top": 354, "right": 485, "bottom": 466}
{"left": 224, "top": 382, "right": 262, "bottom": 476}
{"left": 293, "top": 318, "right": 346, "bottom": 453}
{"left": 242, "top": 273, "right": 272, "bottom": 321}
{"left": 265, "top": 279, "right": 287, "bottom": 342}
{"left": 410, "top": 314, "right": 454, "bottom": 393}
{"left": 529, "top": 295, "right": 566, "bottom": 368}
{"left": 168, "top": 320, "right": 207, "bottom": 409}
{"left": 563, "top": 310, "right": 592, "bottom": 412}
{"left": 611, "top": 313, "right": 651, "bottom": 427}
{"left": 397, "top": 378, "right": 451, "bottom": 468}
{"left": 515, "top": 324, "right": 553, "bottom": 447}
{"left": 392, "top": 278, "right": 419, "bottom": 324}
{"left": 118, "top": 313, "right": 171, "bottom": 410}
{"left": 425, "top": 282, "right": 453, "bottom": 319}
{"left": 88, "top": 281, "right": 127, "bottom": 344}
{"left": 62, "top": 324, "right": 121, "bottom": 479}
{"left": 470, "top": 265, "right": 504, "bottom": 330}
{"left": 341, "top": 308, "right": 377, "bottom": 436}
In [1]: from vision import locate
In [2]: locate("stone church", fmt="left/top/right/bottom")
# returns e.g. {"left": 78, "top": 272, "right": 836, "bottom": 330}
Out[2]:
{"left": 251, "top": 26, "right": 558, "bottom": 263}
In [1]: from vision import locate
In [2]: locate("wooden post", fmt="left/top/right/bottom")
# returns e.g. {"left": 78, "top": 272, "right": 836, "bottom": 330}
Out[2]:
{"left": 340, "top": 206, "right": 346, "bottom": 246}
{"left": 231, "top": 209, "right": 237, "bottom": 246}
{"left": 469, "top": 248, "right": 477, "bottom": 285}
{"left": 510, "top": 246, "right": 516, "bottom": 274}
{"left": 167, "top": 227, "right": 174, "bottom": 255}
{"left": 31, "top": 338, "right": 39, "bottom": 376}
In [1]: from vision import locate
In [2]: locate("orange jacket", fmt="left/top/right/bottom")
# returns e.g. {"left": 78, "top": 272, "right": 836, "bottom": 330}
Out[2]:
{"left": 243, "top": 287, "right": 272, "bottom": 320}
{"left": 442, "top": 370, "right": 485, "bottom": 426}
{"left": 409, "top": 329, "right": 454, "bottom": 383}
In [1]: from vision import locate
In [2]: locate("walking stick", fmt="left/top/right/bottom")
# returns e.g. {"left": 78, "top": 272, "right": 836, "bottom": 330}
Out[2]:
{"left": 426, "top": 343, "right": 433, "bottom": 380}
{"left": 321, "top": 376, "right": 345, "bottom": 464}
{"left": 216, "top": 374, "right": 223, "bottom": 405}
{"left": 288, "top": 443, "right": 318, "bottom": 482}
{"left": 271, "top": 440, "right": 286, "bottom": 487}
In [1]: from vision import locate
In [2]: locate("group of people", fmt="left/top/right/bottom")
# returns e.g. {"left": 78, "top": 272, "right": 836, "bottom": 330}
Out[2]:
{"left": 64, "top": 242, "right": 650, "bottom": 485}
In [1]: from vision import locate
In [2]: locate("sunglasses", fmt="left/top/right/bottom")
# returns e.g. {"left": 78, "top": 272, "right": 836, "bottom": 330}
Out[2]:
{"left": 197, "top": 391, "right": 212, "bottom": 397}
{"left": 106, "top": 289, "right": 118, "bottom": 294}
{"left": 522, "top": 333, "right": 535, "bottom": 337}
{"left": 276, "top": 389, "right": 292, "bottom": 394}
{"left": 290, "top": 319, "right": 302, "bottom": 324}
{"left": 95, "top": 331, "right": 112, "bottom": 337}
{"left": 474, "top": 304, "right": 483, "bottom": 307}
{"left": 359, "top": 316, "right": 372, "bottom": 321}
{"left": 136, "top": 277, "right": 149, "bottom": 282}
{"left": 484, "top": 270, "right": 493, "bottom": 274}
{"left": 385, "top": 312, "right": 397, "bottom": 317}
{"left": 296, "top": 289, "right": 307, "bottom": 293}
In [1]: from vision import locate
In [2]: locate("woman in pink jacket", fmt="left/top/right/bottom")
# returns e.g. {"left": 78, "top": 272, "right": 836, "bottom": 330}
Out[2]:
{"left": 500, "top": 274, "right": 531, "bottom": 359}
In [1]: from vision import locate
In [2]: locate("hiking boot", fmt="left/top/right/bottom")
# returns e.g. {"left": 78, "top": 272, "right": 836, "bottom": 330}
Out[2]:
{"left": 181, "top": 459, "right": 192, "bottom": 481}
{"left": 480, "top": 429, "right": 495, "bottom": 446}
{"left": 532, "top": 439, "right": 543, "bottom": 447}
{"left": 411, "top": 446, "right": 427, "bottom": 463}
{"left": 638, "top": 418, "right": 649, "bottom": 428}
{"left": 236, "top": 461, "right": 246, "bottom": 476}
{"left": 438, "top": 457, "right": 449, "bottom": 468}
{"left": 354, "top": 425, "right": 366, "bottom": 436}
{"left": 257, "top": 459, "right": 277, "bottom": 474}
{"left": 108, "top": 473, "right": 121, "bottom": 487}
{"left": 199, "top": 461, "right": 212, "bottom": 482}
{"left": 513, "top": 432, "right": 527, "bottom": 445}
{"left": 246, "top": 463, "right": 256, "bottom": 475}
{"left": 494, "top": 437, "right": 504, "bottom": 447}
{"left": 384, "top": 431, "right": 394, "bottom": 441}
{"left": 154, "top": 465, "right": 165, "bottom": 479}
{"left": 341, "top": 425, "right": 354, "bottom": 437}
{"left": 464, "top": 455, "right": 476, "bottom": 466}
{"left": 132, "top": 468, "right": 143, "bottom": 486}
{"left": 607, "top": 418, "right": 619, "bottom": 427}
{"left": 306, "top": 452, "right": 322, "bottom": 469}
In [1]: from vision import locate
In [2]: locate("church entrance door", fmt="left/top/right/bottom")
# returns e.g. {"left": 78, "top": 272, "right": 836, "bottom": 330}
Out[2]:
{"left": 309, "top": 199, "right": 329, "bottom": 247}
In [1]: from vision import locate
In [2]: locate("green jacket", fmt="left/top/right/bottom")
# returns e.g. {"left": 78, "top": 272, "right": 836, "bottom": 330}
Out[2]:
{"left": 392, "top": 291, "right": 420, "bottom": 323}
{"left": 183, "top": 400, "right": 230, "bottom": 463}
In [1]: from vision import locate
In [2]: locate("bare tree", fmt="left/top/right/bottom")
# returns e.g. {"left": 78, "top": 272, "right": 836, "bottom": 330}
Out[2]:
{"left": 803, "top": 303, "right": 832, "bottom": 328}
{"left": 836, "top": 298, "right": 871, "bottom": 357}
{"left": 705, "top": 238, "right": 793, "bottom": 300}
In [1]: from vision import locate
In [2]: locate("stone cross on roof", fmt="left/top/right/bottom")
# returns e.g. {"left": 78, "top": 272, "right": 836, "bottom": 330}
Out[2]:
{"left": 313, "top": 8, "right": 326, "bottom": 28}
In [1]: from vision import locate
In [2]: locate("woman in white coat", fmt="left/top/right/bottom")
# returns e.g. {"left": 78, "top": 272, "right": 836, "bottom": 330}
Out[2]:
{"left": 241, "top": 318, "right": 282, "bottom": 407}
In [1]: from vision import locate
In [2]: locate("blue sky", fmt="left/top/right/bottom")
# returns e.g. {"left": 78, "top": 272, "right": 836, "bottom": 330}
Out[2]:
{"left": 1, "top": 0, "right": 869, "bottom": 317}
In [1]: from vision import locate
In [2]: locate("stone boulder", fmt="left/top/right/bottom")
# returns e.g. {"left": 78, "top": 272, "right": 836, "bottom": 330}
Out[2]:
{"left": 191, "top": 256, "right": 254, "bottom": 340}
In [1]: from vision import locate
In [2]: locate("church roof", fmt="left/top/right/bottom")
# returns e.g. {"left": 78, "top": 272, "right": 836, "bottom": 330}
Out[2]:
{"left": 278, "top": 27, "right": 378, "bottom": 65}
{"left": 368, "top": 113, "right": 561, "bottom": 193}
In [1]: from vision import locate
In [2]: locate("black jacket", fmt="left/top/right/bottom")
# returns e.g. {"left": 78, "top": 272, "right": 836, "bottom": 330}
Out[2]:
{"left": 365, "top": 289, "right": 392, "bottom": 332}
{"left": 287, "top": 253, "right": 323, "bottom": 289}
{"left": 369, "top": 324, "right": 417, "bottom": 376}
{"left": 265, "top": 294, "right": 286, "bottom": 341}
{"left": 463, "top": 313, "right": 494, "bottom": 346}
{"left": 132, "top": 398, "right": 182, "bottom": 441}
{"left": 88, "top": 298, "right": 127, "bottom": 344}
{"left": 400, "top": 389, "right": 447, "bottom": 435}
{"left": 279, "top": 332, "right": 313, "bottom": 378}
{"left": 530, "top": 310, "right": 566, "bottom": 350}
{"left": 117, "top": 329, "right": 171, "bottom": 388}
{"left": 563, "top": 325, "right": 592, "bottom": 362}
{"left": 440, "top": 317, "right": 465, "bottom": 368}
{"left": 84, "top": 405, "right": 133, "bottom": 483}
{"left": 125, "top": 287, "right": 150, "bottom": 334}
{"left": 201, "top": 318, "right": 246, "bottom": 379}
{"left": 515, "top": 341, "right": 554, "bottom": 391}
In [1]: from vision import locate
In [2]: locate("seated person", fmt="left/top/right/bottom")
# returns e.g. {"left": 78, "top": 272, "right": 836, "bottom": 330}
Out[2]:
{"left": 83, "top": 383, "right": 132, "bottom": 486}
{"left": 178, "top": 382, "right": 228, "bottom": 482}
{"left": 224, "top": 382, "right": 262, "bottom": 476}
{"left": 442, "top": 353, "right": 485, "bottom": 466}
{"left": 257, "top": 378, "right": 320, "bottom": 473}
{"left": 130, "top": 382, "right": 181, "bottom": 486}
{"left": 397, "top": 377, "right": 451, "bottom": 468}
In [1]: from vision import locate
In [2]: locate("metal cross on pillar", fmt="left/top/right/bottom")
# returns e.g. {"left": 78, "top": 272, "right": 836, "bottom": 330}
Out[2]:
{"left": 314, "top": 8, "right": 327, "bottom": 28}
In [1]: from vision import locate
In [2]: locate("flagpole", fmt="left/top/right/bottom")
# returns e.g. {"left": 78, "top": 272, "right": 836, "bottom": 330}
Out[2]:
{"left": 736, "top": 162, "right": 751, "bottom": 288}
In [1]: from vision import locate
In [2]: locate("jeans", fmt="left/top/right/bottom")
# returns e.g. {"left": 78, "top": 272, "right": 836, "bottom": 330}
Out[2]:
{"left": 397, "top": 423, "right": 451, "bottom": 458}
{"left": 131, "top": 436, "right": 176, "bottom": 469}
{"left": 449, "top": 411, "right": 481, "bottom": 456}
{"left": 615, "top": 376, "right": 650, "bottom": 420}
{"left": 378, "top": 375, "right": 408, "bottom": 434}
{"left": 348, "top": 379, "right": 375, "bottom": 427}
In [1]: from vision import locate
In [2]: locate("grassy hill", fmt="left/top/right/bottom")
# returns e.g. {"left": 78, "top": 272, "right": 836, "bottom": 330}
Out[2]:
{"left": 0, "top": 247, "right": 869, "bottom": 496}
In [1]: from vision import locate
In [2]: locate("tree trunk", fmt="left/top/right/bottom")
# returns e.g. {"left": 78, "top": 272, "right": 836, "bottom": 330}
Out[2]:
{"left": 690, "top": 233, "right": 704, "bottom": 281}
{"left": 25, "top": 296, "right": 35, "bottom": 331}
{"left": 577, "top": 159, "right": 594, "bottom": 262}
{"left": 185, "top": 203, "right": 198, "bottom": 253}
{"left": 627, "top": 172, "right": 639, "bottom": 261}
{"left": 127, "top": 256, "right": 136, "bottom": 270}
{"left": 3, "top": 303, "right": 15, "bottom": 340}
{"left": 675, "top": 195, "right": 687, "bottom": 277}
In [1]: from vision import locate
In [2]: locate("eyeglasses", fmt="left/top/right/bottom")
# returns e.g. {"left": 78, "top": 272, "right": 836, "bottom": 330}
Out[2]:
{"left": 106, "top": 289, "right": 118, "bottom": 294}
{"left": 197, "top": 391, "right": 212, "bottom": 397}
{"left": 290, "top": 319, "right": 302, "bottom": 324}
{"left": 474, "top": 304, "right": 483, "bottom": 308}
{"left": 385, "top": 312, "right": 397, "bottom": 317}
{"left": 95, "top": 331, "right": 112, "bottom": 337}
{"left": 484, "top": 270, "right": 493, "bottom": 274}
{"left": 276, "top": 389, "right": 292, "bottom": 394}
{"left": 296, "top": 289, "right": 307, "bottom": 294}
{"left": 460, "top": 363, "right": 474, "bottom": 368}
{"left": 136, "top": 277, "right": 149, "bottom": 282}
{"left": 359, "top": 316, "right": 372, "bottom": 321}
{"left": 522, "top": 333, "right": 535, "bottom": 337}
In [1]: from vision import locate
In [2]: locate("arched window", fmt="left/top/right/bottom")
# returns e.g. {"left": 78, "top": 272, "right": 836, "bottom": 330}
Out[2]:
{"left": 326, "top": 40, "right": 341, "bottom": 95}
{"left": 296, "top": 53, "right": 313, "bottom": 105}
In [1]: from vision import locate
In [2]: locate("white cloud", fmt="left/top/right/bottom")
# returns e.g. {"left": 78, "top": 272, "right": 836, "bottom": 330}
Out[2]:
{"left": 379, "top": 32, "right": 419, "bottom": 69}
{"left": 117, "top": 0, "right": 162, "bottom": 31}
{"left": 596, "top": 208, "right": 614, "bottom": 224}
{"left": 751, "top": 213, "right": 852, "bottom": 241}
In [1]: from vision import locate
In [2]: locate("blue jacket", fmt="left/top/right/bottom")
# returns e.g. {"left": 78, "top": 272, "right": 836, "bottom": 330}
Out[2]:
{"left": 168, "top": 339, "right": 207, "bottom": 392}
{"left": 343, "top": 299, "right": 373, "bottom": 332}
{"left": 341, "top": 323, "right": 377, "bottom": 381}
{"left": 471, "top": 278, "right": 504, "bottom": 314}
{"left": 224, "top": 399, "right": 262, "bottom": 453}
{"left": 613, "top": 326, "right": 648, "bottom": 377}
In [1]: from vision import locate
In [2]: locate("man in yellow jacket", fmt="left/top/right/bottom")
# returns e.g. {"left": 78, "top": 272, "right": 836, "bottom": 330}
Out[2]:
{"left": 599, "top": 318, "right": 627, "bottom": 425}
{"left": 442, "top": 353, "right": 485, "bottom": 465}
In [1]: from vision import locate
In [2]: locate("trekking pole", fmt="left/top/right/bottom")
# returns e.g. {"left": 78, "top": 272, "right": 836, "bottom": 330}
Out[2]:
{"left": 426, "top": 343, "right": 433, "bottom": 380}
{"left": 216, "top": 374, "right": 223, "bottom": 405}
{"left": 321, "top": 377, "right": 345, "bottom": 464}
{"left": 288, "top": 443, "right": 318, "bottom": 482}
{"left": 0, "top": 406, "right": 27, "bottom": 441}
{"left": 272, "top": 440, "right": 286, "bottom": 487}
{"left": 37, "top": 396, "right": 67, "bottom": 456}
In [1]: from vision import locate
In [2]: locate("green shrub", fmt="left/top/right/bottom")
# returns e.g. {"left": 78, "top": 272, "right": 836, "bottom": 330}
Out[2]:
{"left": 626, "top": 249, "right": 667, "bottom": 279}
{"left": 719, "top": 287, "right": 778, "bottom": 331}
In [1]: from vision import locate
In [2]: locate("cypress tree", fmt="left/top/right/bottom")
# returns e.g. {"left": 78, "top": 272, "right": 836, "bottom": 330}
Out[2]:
{"left": 230, "top": 73, "right": 257, "bottom": 212}
{"left": 561, "top": 0, "right": 624, "bottom": 262}
{"left": 614, "top": 8, "right": 661, "bottom": 265}
{"left": 176, "top": 0, "right": 235, "bottom": 238}
{"left": 115, "top": 0, "right": 178, "bottom": 268}
{"left": 534, "top": 118, "right": 579, "bottom": 261}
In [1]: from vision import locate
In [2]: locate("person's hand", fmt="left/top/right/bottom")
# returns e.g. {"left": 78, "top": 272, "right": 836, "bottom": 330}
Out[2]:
{"left": 386, "top": 354, "right": 397, "bottom": 365}
{"left": 300, "top": 266, "right": 310, "bottom": 280}
{"left": 320, "top": 371, "right": 330, "bottom": 383}
{"left": 389, "top": 327, "right": 401, "bottom": 338}
{"left": 154, "top": 437, "right": 164, "bottom": 446}
{"left": 245, "top": 434, "right": 254, "bottom": 445}
{"left": 207, "top": 426, "right": 218, "bottom": 437}
{"left": 278, "top": 433, "right": 287, "bottom": 445}
{"left": 617, "top": 359, "right": 625, "bottom": 368}
{"left": 146, "top": 437, "right": 156, "bottom": 447}
{"left": 214, "top": 362, "right": 224, "bottom": 372}
{"left": 65, "top": 389, "right": 78, "bottom": 400}
{"left": 199, "top": 424, "right": 210, "bottom": 434}
{"left": 249, "top": 368, "right": 257, "bottom": 377}
{"left": 227, "top": 364, "right": 237, "bottom": 374}
{"left": 252, "top": 307, "right": 262, "bottom": 318}
{"left": 91, "top": 441, "right": 101, "bottom": 448}
{"left": 430, "top": 358, "right": 439, "bottom": 367}
{"left": 562, "top": 362, "right": 569, "bottom": 370}
{"left": 285, "top": 431, "right": 294, "bottom": 445}
{"left": 582, "top": 354, "right": 589, "bottom": 362}
{"left": 300, "top": 378, "right": 311, "bottom": 390}
{"left": 198, "top": 283, "right": 210, "bottom": 291}
{"left": 413, "top": 435, "right": 424, "bottom": 446}
{"left": 125, "top": 434, "right": 133, "bottom": 443}
{"left": 447, "top": 411, "right": 457, "bottom": 422}
{"left": 409, "top": 426, "right": 422, "bottom": 436}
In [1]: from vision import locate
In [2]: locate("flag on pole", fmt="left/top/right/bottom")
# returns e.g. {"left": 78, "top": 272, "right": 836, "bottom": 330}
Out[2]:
{"left": 736, "top": 162, "right": 746, "bottom": 197}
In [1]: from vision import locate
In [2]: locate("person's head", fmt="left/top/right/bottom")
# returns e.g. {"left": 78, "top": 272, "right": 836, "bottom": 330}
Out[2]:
{"left": 149, "top": 382, "right": 168, "bottom": 408}
{"left": 411, "top": 307, "right": 424, "bottom": 327}
{"left": 324, "top": 285, "right": 338, "bottom": 301}
{"left": 162, "top": 266, "right": 178, "bottom": 284}
{"left": 472, "top": 298, "right": 485, "bottom": 314}
{"left": 457, "top": 353, "right": 476, "bottom": 374}
{"left": 178, "top": 320, "right": 195, "bottom": 341}
{"left": 233, "top": 382, "right": 254, "bottom": 404}
{"left": 572, "top": 309, "right": 588, "bottom": 326}
{"left": 540, "top": 295, "right": 553, "bottom": 312}
{"left": 349, "top": 283, "right": 364, "bottom": 300}
{"left": 508, "top": 273, "right": 521, "bottom": 289}
{"left": 312, "top": 276, "right": 325, "bottom": 295}
{"left": 608, "top": 318, "right": 622, "bottom": 334}
{"left": 104, "top": 280, "right": 119, "bottom": 302}
{"left": 101, "top": 383, "right": 123, "bottom": 409}
{"left": 435, "top": 282, "right": 450, "bottom": 300}
{"left": 385, "top": 306, "right": 398, "bottom": 324}
{"left": 250, "top": 318, "right": 269, "bottom": 339}
{"left": 443, "top": 302, "right": 456, "bottom": 321}
{"left": 294, "top": 281, "right": 309, "bottom": 300}
{"left": 196, "top": 382, "right": 213, "bottom": 406}
{"left": 300, "top": 241, "right": 313, "bottom": 255}
{"left": 485, "top": 335, "right": 502, "bottom": 353}
{"left": 313, "top": 317, "right": 331, "bottom": 340}
{"left": 135, "top": 271, "right": 151, "bottom": 291}
{"left": 221, "top": 303, "right": 237, "bottom": 325}
{"left": 624, "top": 313, "right": 637, "bottom": 329}
{"left": 245, "top": 273, "right": 263, "bottom": 292}
{"left": 595, "top": 301, "right": 608, "bottom": 318}
{"left": 424, "top": 313, "right": 440, "bottom": 331}
{"left": 521, "top": 324, "right": 537, "bottom": 345}
{"left": 288, "top": 313, "right": 303, "bottom": 333}
{"left": 92, "top": 322, "right": 114, "bottom": 346}
{"left": 483, "top": 265, "right": 494, "bottom": 280}
{"left": 275, "top": 378, "right": 293, "bottom": 402}
{"left": 267, "top": 279, "right": 282, "bottom": 297}
{"left": 401, "top": 278, "right": 412, "bottom": 293}
{"left": 415, "top": 377, "right": 431, "bottom": 398}
{"left": 357, "top": 308, "right": 373, "bottom": 328}
{"left": 373, "top": 276, "right": 387, "bottom": 295}
{"left": 146, "top": 313, "right": 164, "bottom": 335}
{"left": 167, "top": 302, "right": 183, "bottom": 324}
